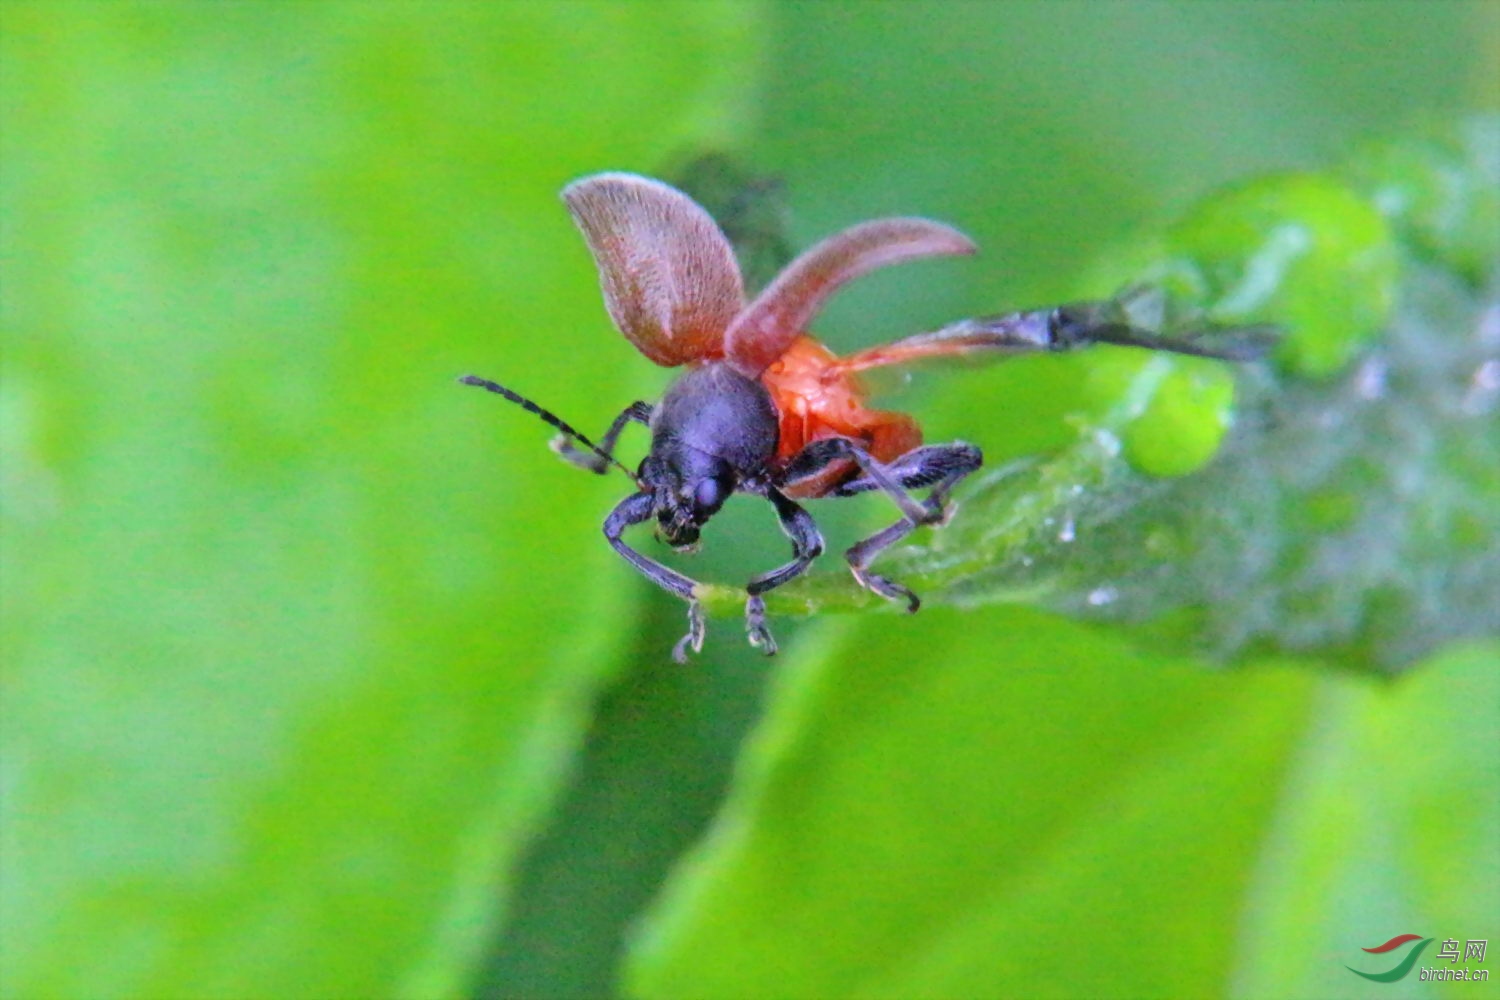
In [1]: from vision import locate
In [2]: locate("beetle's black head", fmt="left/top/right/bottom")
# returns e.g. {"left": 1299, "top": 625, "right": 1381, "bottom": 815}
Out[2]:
{"left": 636, "top": 362, "right": 780, "bottom": 551}
{"left": 640, "top": 447, "right": 736, "bottom": 551}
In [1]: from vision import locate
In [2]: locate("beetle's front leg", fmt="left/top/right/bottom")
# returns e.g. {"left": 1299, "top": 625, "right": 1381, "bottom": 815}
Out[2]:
{"left": 743, "top": 488, "right": 824, "bottom": 656}
{"left": 603, "top": 491, "right": 706, "bottom": 663}
{"left": 553, "top": 401, "right": 652, "bottom": 473}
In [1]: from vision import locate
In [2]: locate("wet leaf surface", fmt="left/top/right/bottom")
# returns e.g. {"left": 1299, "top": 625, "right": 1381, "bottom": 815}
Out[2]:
{"left": 707, "top": 123, "right": 1500, "bottom": 675}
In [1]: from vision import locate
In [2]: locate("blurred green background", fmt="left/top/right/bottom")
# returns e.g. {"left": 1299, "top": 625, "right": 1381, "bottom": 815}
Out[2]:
{"left": 2, "top": 2, "right": 1496, "bottom": 999}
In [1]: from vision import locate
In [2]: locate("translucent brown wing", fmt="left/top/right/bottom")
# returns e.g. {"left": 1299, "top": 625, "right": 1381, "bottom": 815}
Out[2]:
{"left": 724, "top": 217, "right": 977, "bottom": 377}
{"left": 826, "top": 313, "right": 1057, "bottom": 378}
{"left": 563, "top": 172, "right": 745, "bottom": 368}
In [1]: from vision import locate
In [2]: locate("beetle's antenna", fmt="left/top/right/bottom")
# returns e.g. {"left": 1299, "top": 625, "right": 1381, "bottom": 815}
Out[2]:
{"left": 458, "top": 375, "right": 637, "bottom": 480}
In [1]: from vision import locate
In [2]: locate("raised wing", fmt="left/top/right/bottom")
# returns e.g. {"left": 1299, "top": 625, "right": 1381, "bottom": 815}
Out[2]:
{"left": 724, "top": 217, "right": 977, "bottom": 377}
{"left": 563, "top": 173, "right": 745, "bottom": 368}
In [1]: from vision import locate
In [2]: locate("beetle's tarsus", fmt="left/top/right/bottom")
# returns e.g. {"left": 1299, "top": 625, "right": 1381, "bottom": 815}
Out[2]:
{"left": 552, "top": 401, "right": 653, "bottom": 475}
{"left": 745, "top": 595, "right": 779, "bottom": 655}
{"left": 672, "top": 600, "right": 707, "bottom": 664}
{"left": 551, "top": 435, "right": 609, "bottom": 473}
{"left": 850, "top": 563, "right": 922, "bottom": 612}
{"left": 846, "top": 515, "right": 925, "bottom": 610}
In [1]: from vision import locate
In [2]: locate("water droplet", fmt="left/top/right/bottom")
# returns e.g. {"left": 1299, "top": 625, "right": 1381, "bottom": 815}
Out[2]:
{"left": 1477, "top": 304, "right": 1500, "bottom": 349}
{"left": 1462, "top": 358, "right": 1500, "bottom": 415}
{"left": 1058, "top": 518, "right": 1075, "bottom": 543}
{"left": 1086, "top": 586, "right": 1117, "bottom": 607}
{"left": 1353, "top": 355, "right": 1387, "bottom": 400}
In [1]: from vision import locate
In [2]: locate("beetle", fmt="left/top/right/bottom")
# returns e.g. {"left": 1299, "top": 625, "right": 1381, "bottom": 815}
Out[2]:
{"left": 462, "top": 172, "right": 1269, "bottom": 661}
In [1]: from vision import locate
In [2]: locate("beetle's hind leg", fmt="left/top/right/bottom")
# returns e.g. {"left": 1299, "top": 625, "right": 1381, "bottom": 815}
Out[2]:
{"left": 782, "top": 439, "right": 982, "bottom": 611}
{"left": 832, "top": 443, "right": 984, "bottom": 523}
{"left": 842, "top": 443, "right": 982, "bottom": 610}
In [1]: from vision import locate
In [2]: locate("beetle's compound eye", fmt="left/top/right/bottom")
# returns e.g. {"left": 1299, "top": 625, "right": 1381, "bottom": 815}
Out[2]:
{"left": 693, "top": 475, "right": 731, "bottom": 519}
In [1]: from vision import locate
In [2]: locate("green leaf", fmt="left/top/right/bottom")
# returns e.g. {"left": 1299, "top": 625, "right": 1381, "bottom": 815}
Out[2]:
{"left": 1231, "top": 640, "right": 1499, "bottom": 996}
{"left": 623, "top": 610, "right": 1497, "bottom": 1000}
{"left": 0, "top": 3, "right": 762, "bottom": 997}
{"left": 473, "top": 599, "right": 795, "bottom": 1000}
{"left": 702, "top": 122, "right": 1499, "bottom": 675}
{"left": 623, "top": 608, "right": 1292, "bottom": 998}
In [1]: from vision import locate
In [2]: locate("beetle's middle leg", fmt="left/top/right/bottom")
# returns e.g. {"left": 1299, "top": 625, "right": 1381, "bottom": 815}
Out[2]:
{"left": 783, "top": 438, "right": 982, "bottom": 610}
{"left": 743, "top": 487, "right": 824, "bottom": 656}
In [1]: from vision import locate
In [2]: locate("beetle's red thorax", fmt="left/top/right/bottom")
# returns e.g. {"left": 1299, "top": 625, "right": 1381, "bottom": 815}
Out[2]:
{"left": 759, "top": 335, "right": 922, "bottom": 497}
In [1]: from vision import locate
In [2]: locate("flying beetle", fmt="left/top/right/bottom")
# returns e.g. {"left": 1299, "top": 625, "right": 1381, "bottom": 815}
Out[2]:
{"left": 461, "top": 172, "right": 1269, "bottom": 661}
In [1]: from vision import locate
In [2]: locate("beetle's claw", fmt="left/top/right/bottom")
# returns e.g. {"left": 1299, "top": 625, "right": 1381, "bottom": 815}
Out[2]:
{"left": 672, "top": 599, "right": 707, "bottom": 664}
{"left": 745, "top": 595, "right": 779, "bottom": 656}
{"left": 851, "top": 566, "right": 922, "bottom": 613}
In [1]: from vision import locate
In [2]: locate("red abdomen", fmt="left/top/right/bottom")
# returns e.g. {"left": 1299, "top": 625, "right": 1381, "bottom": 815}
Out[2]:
{"left": 759, "top": 335, "right": 921, "bottom": 498}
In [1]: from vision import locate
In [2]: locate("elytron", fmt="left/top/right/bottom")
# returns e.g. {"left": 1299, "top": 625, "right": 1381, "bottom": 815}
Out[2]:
{"left": 463, "top": 173, "right": 1262, "bottom": 660}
